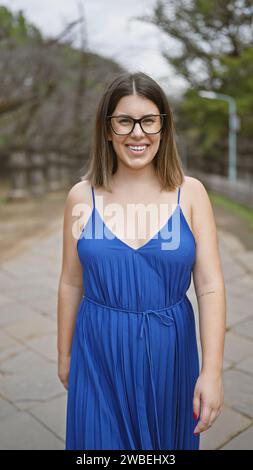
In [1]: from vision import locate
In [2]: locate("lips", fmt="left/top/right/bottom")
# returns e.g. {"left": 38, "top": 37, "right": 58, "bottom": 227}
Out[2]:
{"left": 125, "top": 144, "right": 150, "bottom": 147}
{"left": 125, "top": 145, "right": 149, "bottom": 155}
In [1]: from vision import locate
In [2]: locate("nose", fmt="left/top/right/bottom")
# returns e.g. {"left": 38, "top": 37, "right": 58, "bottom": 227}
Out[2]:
{"left": 131, "top": 122, "right": 145, "bottom": 136}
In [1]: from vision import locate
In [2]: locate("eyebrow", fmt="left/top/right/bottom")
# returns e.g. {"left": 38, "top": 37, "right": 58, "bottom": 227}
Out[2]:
{"left": 114, "top": 113, "right": 157, "bottom": 118}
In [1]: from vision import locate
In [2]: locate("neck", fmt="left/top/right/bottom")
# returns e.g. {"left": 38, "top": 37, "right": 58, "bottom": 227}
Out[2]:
{"left": 112, "top": 162, "right": 160, "bottom": 191}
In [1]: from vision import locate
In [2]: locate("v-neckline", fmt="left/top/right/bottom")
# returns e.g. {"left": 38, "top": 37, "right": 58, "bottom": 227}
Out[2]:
{"left": 94, "top": 205, "right": 180, "bottom": 252}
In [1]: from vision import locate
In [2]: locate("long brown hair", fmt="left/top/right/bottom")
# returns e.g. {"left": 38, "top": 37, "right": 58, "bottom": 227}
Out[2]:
{"left": 81, "top": 71, "right": 185, "bottom": 191}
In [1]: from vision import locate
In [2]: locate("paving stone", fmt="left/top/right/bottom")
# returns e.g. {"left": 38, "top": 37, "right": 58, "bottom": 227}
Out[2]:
{"left": 0, "top": 411, "right": 64, "bottom": 449}
{"left": 224, "top": 331, "right": 253, "bottom": 364}
{"left": 0, "top": 292, "right": 14, "bottom": 307}
{"left": 0, "top": 396, "right": 17, "bottom": 421}
{"left": 4, "top": 283, "right": 56, "bottom": 303}
{"left": 29, "top": 394, "right": 67, "bottom": 441}
{"left": 0, "top": 330, "right": 20, "bottom": 351}
{"left": 226, "top": 294, "right": 253, "bottom": 328}
{"left": 4, "top": 313, "right": 56, "bottom": 341}
{"left": 226, "top": 275, "right": 253, "bottom": 296}
{"left": 227, "top": 311, "right": 252, "bottom": 328}
{"left": 0, "top": 269, "right": 20, "bottom": 291}
{"left": 0, "top": 301, "right": 45, "bottom": 328}
{"left": 0, "top": 367, "right": 63, "bottom": 410}
{"left": 219, "top": 232, "right": 246, "bottom": 254}
{"left": 1, "top": 257, "right": 47, "bottom": 277}
{"left": 221, "top": 424, "right": 253, "bottom": 450}
{"left": 232, "top": 318, "right": 253, "bottom": 340}
{"left": 235, "top": 251, "right": 253, "bottom": 274}
{"left": 0, "top": 349, "right": 50, "bottom": 373}
{"left": 36, "top": 276, "right": 60, "bottom": 293}
{"left": 235, "top": 356, "right": 253, "bottom": 376}
{"left": 223, "top": 359, "right": 233, "bottom": 370}
{"left": 0, "top": 343, "right": 25, "bottom": 364}
{"left": 24, "top": 294, "right": 57, "bottom": 317}
{"left": 223, "top": 369, "right": 253, "bottom": 418}
{"left": 222, "top": 263, "right": 247, "bottom": 282}
{"left": 27, "top": 334, "right": 57, "bottom": 362}
{"left": 199, "top": 405, "right": 251, "bottom": 450}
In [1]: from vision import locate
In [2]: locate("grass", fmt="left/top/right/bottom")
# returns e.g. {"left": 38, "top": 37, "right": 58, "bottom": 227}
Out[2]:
{"left": 208, "top": 191, "right": 253, "bottom": 227}
{"left": 0, "top": 195, "right": 10, "bottom": 205}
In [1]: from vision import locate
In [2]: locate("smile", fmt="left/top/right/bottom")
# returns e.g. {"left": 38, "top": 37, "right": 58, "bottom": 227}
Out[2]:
{"left": 126, "top": 145, "right": 149, "bottom": 154}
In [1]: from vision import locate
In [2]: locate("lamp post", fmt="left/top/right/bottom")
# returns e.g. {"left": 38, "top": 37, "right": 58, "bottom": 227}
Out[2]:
{"left": 198, "top": 90, "right": 239, "bottom": 182}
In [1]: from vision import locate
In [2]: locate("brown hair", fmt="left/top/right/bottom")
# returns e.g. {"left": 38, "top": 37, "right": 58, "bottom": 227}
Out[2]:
{"left": 81, "top": 71, "right": 185, "bottom": 191}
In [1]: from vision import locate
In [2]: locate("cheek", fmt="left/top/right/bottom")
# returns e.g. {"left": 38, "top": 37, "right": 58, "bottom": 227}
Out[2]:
{"left": 114, "top": 139, "right": 127, "bottom": 153}
{"left": 152, "top": 137, "right": 161, "bottom": 149}
{"left": 113, "top": 137, "right": 124, "bottom": 146}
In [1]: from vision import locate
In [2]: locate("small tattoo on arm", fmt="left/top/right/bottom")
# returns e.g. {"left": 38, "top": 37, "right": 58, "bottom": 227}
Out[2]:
{"left": 197, "top": 290, "right": 216, "bottom": 299}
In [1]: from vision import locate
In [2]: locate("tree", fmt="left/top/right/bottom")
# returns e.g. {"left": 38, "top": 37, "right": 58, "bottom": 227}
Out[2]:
{"left": 0, "top": 6, "right": 125, "bottom": 166}
{"left": 0, "top": 5, "right": 41, "bottom": 42}
{"left": 133, "top": 0, "right": 253, "bottom": 176}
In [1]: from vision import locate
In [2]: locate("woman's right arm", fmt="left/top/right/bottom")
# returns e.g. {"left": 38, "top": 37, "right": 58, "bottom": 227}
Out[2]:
{"left": 57, "top": 183, "right": 86, "bottom": 390}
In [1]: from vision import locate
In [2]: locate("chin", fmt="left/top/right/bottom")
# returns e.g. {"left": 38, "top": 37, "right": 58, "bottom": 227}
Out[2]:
{"left": 124, "top": 158, "right": 153, "bottom": 169}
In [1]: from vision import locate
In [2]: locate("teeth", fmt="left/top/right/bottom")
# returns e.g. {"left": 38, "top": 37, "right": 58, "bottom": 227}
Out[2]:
{"left": 128, "top": 146, "right": 147, "bottom": 150}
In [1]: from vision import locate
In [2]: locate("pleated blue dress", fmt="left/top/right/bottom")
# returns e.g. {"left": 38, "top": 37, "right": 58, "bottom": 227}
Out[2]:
{"left": 65, "top": 184, "right": 200, "bottom": 450}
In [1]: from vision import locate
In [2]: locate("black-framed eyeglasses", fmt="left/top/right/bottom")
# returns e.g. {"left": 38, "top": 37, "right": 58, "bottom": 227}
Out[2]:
{"left": 106, "top": 113, "right": 167, "bottom": 135}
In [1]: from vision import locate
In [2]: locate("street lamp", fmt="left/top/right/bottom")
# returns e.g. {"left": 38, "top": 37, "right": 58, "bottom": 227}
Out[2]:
{"left": 198, "top": 90, "right": 239, "bottom": 182}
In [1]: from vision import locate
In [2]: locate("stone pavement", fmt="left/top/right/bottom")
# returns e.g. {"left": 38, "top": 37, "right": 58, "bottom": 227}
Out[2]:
{"left": 0, "top": 217, "right": 252, "bottom": 450}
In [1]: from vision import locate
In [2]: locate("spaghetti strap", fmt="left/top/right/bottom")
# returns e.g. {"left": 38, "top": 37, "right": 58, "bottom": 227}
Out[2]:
{"left": 177, "top": 186, "right": 181, "bottom": 206}
{"left": 91, "top": 185, "right": 95, "bottom": 210}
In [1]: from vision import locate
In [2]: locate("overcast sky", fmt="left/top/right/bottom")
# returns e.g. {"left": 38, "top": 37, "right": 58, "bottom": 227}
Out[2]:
{"left": 2, "top": 0, "right": 188, "bottom": 97}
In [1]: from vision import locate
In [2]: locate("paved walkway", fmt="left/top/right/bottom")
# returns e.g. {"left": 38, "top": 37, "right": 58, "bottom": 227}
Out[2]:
{"left": 0, "top": 216, "right": 252, "bottom": 450}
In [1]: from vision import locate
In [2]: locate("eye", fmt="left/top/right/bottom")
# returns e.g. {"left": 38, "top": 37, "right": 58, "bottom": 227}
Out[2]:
{"left": 118, "top": 118, "right": 132, "bottom": 124}
{"left": 142, "top": 118, "right": 155, "bottom": 124}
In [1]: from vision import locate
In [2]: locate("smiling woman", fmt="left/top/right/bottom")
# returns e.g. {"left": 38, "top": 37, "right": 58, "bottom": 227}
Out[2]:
{"left": 57, "top": 71, "right": 226, "bottom": 451}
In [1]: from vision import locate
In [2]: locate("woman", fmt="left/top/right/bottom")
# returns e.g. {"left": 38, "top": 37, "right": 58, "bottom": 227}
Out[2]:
{"left": 57, "top": 71, "right": 226, "bottom": 450}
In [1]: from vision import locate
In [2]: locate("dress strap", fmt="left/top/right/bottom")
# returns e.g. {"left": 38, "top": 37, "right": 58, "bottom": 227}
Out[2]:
{"left": 177, "top": 186, "right": 181, "bottom": 206}
{"left": 91, "top": 185, "right": 95, "bottom": 210}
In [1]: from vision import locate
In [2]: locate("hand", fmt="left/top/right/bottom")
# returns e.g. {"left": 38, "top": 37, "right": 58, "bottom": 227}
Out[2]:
{"left": 58, "top": 354, "right": 71, "bottom": 390}
{"left": 193, "top": 370, "right": 224, "bottom": 435}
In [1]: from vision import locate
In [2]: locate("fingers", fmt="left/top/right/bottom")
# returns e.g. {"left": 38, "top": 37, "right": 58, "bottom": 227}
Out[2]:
{"left": 58, "top": 373, "right": 68, "bottom": 390}
{"left": 193, "top": 393, "right": 201, "bottom": 421}
{"left": 194, "top": 402, "right": 212, "bottom": 434}
{"left": 193, "top": 404, "right": 222, "bottom": 434}
{"left": 63, "top": 382, "right": 68, "bottom": 390}
{"left": 61, "top": 380, "right": 68, "bottom": 390}
{"left": 208, "top": 408, "right": 217, "bottom": 427}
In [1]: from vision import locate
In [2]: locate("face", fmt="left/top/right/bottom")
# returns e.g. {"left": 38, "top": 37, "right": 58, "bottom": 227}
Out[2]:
{"left": 107, "top": 94, "right": 162, "bottom": 170}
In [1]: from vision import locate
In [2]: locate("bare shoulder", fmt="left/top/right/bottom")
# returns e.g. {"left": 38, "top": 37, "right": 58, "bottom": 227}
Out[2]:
{"left": 63, "top": 179, "right": 93, "bottom": 233}
{"left": 182, "top": 175, "right": 208, "bottom": 197}
{"left": 66, "top": 179, "right": 92, "bottom": 205}
{"left": 62, "top": 179, "right": 93, "bottom": 247}
{"left": 182, "top": 175, "right": 216, "bottom": 238}
{"left": 182, "top": 176, "right": 211, "bottom": 209}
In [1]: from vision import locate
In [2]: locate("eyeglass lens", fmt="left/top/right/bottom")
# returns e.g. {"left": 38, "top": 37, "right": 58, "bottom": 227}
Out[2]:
{"left": 110, "top": 115, "right": 163, "bottom": 135}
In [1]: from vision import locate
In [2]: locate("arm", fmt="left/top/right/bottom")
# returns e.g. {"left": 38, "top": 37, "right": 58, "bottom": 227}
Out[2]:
{"left": 190, "top": 178, "right": 226, "bottom": 434}
{"left": 192, "top": 179, "right": 226, "bottom": 376}
{"left": 57, "top": 183, "right": 85, "bottom": 389}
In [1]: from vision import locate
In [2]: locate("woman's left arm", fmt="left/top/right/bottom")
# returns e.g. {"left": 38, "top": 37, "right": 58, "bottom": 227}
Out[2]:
{"left": 190, "top": 178, "right": 227, "bottom": 435}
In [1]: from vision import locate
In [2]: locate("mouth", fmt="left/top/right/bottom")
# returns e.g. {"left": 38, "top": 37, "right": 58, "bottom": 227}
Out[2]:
{"left": 125, "top": 144, "right": 150, "bottom": 155}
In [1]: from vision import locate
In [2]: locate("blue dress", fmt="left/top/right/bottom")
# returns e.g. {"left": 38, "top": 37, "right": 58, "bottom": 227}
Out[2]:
{"left": 65, "top": 184, "right": 200, "bottom": 450}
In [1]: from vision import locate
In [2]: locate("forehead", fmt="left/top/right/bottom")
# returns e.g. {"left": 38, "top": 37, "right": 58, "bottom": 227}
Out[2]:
{"left": 113, "top": 94, "right": 159, "bottom": 116}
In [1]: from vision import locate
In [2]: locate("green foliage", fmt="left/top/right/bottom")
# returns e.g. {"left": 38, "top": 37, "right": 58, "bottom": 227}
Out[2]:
{"left": 0, "top": 6, "right": 41, "bottom": 43}
{"left": 135, "top": 0, "right": 253, "bottom": 174}
{"left": 0, "top": 5, "right": 125, "bottom": 160}
{"left": 136, "top": 0, "right": 253, "bottom": 174}
{"left": 209, "top": 191, "right": 253, "bottom": 225}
